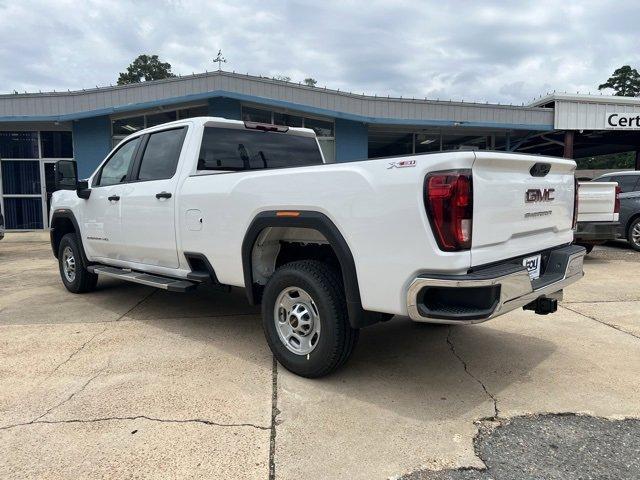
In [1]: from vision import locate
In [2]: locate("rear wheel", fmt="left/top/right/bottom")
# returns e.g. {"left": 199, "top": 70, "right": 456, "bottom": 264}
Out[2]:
{"left": 58, "top": 233, "right": 98, "bottom": 293}
{"left": 262, "top": 260, "right": 358, "bottom": 378}
{"left": 628, "top": 218, "right": 640, "bottom": 252}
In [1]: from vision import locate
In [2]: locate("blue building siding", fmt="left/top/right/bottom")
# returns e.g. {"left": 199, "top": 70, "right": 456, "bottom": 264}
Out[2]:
{"left": 72, "top": 115, "right": 111, "bottom": 178}
{"left": 335, "top": 119, "right": 368, "bottom": 162}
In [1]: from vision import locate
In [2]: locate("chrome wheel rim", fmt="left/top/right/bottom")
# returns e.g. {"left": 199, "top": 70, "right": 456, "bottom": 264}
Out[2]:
{"left": 274, "top": 287, "right": 321, "bottom": 355}
{"left": 62, "top": 246, "right": 76, "bottom": 283}
{"left": 632, "top": 223, "right": 640, "bottom": 246}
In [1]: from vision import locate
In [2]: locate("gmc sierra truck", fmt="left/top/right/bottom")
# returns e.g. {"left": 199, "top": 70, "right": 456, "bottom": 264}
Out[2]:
{"left": 50, "top": 117, "right": 585, "bottom": 377}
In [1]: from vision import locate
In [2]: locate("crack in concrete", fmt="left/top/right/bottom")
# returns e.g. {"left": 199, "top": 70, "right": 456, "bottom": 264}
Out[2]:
{"left": 0, "top": 415, "right": 270, "bottom": 431}
{"left": 268, "top": 356, "right": 279, "bottom": 480}
{"left": 446, "top": 327, "right": 499, "bottom": 418}
{"left": 561, "top": 305, "right": 640, "bottom": 340}
{"left": 45, "top": 327, "right": 108, "bottom": 379}
{"left": 32, "top": 368, "right": 106, "bottom": 423}
{"left": 115, "top": 289, "right": 158, "bottom": 322}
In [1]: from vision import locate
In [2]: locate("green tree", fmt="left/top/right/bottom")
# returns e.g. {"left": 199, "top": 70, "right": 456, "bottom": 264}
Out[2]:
{"left": 273, "top": 75, "right": 291, "bottom": 82}
{"left": 598, "top": 65, "right": 640, "bottom": 96}
{"left": 117, "top": 54, "right": 176, "bottom": 85}
{"left": 303, "top": 77, "right": 317, "bottom": 87}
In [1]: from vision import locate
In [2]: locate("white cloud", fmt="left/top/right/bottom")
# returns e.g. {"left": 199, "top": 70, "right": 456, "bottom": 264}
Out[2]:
{"left": 0, "top": 0, "right": 638, "bottom": 103}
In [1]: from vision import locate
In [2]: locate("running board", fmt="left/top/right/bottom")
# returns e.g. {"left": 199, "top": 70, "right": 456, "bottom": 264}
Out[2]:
{"left": 88, "top": 266, "right": 197, "bottom": 292}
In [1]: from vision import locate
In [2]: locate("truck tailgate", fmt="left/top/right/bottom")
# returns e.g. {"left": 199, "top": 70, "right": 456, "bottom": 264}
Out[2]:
{"left": 577, "top": 181, "right": 618, "bottom": 222}
{"left": 471, "top": 152, "right": 576, "bottom": 266}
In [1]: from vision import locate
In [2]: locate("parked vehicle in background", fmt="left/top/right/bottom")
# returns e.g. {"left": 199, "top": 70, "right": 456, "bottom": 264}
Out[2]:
{"left": 0, "top": 203, "right": 4, "bottom": 240}
{"left": 49, "top": 117, "right": 585, "bottom": 377}
{"left": 593, "top": 172, "right": 640, "bottom": 251}
{"left": 574, "top": 181, "right": 620, "bottom": 253}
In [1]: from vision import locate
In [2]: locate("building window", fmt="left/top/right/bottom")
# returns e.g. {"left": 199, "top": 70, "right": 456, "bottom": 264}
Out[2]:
{"left": 0, "top": 131, "right": 39, "bottom": 159}
{"left": 1, "top": 161, "right": 41, "bottom": 194}
{"left": 146, "top": 111, "right": 177, "bottom": 128}
{"left": 0, "top": 130, "right": 70, "bottom": 230}
{"left": 178, "top": 105, "right": 209, "bottom": 119}
{"left": 113, "top": 116, "right": 145, "bottom": 137}
{"left": 242, "top": 106, "right": 272, "bottom": 124}
{"left": 41, "top": 131, "right": 73, "bottom": 158}
{"left": 240, "top": 105, "right": 336, "bottom": 162}
{"left": 3, "top": 197, "right": 43, "bottom": 229}
{"left": 369, "top": 128, "right": 504, "bottom": 159}
{"left": 111, "top": 104, "right": 208, "bottom": 147}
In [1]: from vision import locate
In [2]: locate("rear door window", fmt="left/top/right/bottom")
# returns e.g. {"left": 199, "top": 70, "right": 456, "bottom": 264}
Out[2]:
{"left": 136, "top": 128, "right": 187, "bottom": 181}
{"left": 198, "top": 127, "right": 323, "bottom": 171}
{"left": 611, "top": 175, "right": 640, "bottom": 193}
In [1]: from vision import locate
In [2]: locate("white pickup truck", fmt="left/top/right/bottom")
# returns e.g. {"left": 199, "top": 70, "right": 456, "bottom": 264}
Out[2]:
{"left": 50, "top": 117, "right": 585, "bottom": 377}
{"left": 574, "top": 181, "right": 620, "bottom": 253}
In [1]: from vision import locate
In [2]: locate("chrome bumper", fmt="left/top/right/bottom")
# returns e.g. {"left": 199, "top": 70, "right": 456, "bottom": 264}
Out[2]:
{"left": 406, "top": 245, "right": 586, "bottom": 324}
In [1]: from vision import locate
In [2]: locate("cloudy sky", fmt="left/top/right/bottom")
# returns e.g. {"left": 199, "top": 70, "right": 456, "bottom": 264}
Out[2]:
{"left": 1, "top": 0, "right": 638, "bottom": 104}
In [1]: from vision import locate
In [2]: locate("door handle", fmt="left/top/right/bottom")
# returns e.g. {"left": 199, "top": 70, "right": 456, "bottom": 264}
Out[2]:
{"left": 108, "top": 195, "right": 120, "bottom": 202}
{"left": 156, "top": 191, "right": 172, "bottom": 199}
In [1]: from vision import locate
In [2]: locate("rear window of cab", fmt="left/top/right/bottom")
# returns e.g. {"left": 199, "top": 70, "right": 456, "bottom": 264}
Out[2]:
{"left": 198, "top": 127, "right": 323, "bottom": 171}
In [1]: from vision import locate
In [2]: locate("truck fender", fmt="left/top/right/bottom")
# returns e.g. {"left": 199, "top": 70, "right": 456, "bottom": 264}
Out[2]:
{"left": 241, "top": 211, "right": 382, "bottom": 328}
{"left": 50, "top": 209, "right": 89, "bottom": 266}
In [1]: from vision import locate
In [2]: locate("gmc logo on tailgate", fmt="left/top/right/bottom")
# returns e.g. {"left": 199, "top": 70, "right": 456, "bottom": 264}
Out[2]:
{"left": 525, "top": 188, "right": 555, "bottom": 203}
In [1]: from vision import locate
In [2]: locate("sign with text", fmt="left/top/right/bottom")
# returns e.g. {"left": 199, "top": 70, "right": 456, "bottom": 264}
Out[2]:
{"left": 605, "top": 112, "right": 640, "bottom": 129}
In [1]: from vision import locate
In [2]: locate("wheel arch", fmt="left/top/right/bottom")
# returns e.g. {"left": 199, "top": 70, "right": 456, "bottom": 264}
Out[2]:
{"left": 241, "top": 211, "right": 384, "bottom": 328}
{"left": 626, "top": 212, "right": 640, "bottom": 235}
{"left": 50, "top": 210, "right": 88, "bottom": 265}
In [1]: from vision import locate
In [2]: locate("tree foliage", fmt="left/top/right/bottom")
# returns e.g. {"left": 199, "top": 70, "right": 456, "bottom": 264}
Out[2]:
{"left": 117, "top": 54, "right": 176, "bottom": 85}
{"left": 273, "top": 75, "right": 291, "bottom": 82}
{"left": 304, "top": 77, "right": 317, "bottom": 87}
{"left": 576, "top": 151, "right": 635, "bottom": 170}
{"left": 598, "top": 65, "right": 640, "bottom": 97}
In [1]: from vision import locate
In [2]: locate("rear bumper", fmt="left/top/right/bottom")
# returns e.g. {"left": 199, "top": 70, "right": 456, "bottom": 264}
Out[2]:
{"left": 575, "top": 221, "right": 620, "bottom": 243}
{"left": 406, "top": 245, "right": 585, "bottom": 324}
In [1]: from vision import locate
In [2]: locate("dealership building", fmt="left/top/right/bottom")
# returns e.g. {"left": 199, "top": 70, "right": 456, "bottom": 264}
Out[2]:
{"left": 1, "top": 70, "right": 640, "bottom": 230}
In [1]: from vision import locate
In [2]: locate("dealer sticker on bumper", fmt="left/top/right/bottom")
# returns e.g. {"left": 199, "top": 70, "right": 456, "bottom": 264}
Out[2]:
{"left": 523, "top": 254, "right": 542, "bottom": 280}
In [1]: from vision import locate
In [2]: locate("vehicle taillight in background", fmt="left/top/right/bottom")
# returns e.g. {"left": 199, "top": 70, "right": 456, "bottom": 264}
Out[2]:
{"left": 424, "top": 170, "right": 473, "bottom": 251}
{"left": 572, "top": 177, "right": 579, "bottom": 229}
{"left": 614, "top": 185, "right": 621, "bottom": 214}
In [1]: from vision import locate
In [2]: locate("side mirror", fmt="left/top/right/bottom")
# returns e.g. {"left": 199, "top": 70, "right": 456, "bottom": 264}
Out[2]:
{"left": 54, "top": 160, "right": 78, "bottom": 190}
{"left": 54, "top": 160, "right": 91, "bottom": 199}
{"left": 76, "top": 180, "right": 91, "bottom": 199}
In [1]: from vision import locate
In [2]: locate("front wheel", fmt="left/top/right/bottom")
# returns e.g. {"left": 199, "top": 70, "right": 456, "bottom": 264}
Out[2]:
{"left": 262, "top": 260, "right": 358, "bottom": 378}
{"left": 628, "top": 218, "right": 640, "bottom": 252}
{"left": 58, "top": 233, "right": 98, "bottom": 293}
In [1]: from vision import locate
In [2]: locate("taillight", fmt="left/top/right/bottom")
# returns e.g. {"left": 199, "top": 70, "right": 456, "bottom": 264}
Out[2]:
{"left": 614, "top": 185, "right": 621, "bottom": 214}
{"left": 425, "top": 170, "right": 473, "bottom": 251}
{"left": 572, "top": 177, "right": 579, "bottom": 229}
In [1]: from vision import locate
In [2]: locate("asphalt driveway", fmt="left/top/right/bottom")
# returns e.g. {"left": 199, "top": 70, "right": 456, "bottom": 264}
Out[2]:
{"left": 1, "top": 234, "right": 639, "bottom": 479}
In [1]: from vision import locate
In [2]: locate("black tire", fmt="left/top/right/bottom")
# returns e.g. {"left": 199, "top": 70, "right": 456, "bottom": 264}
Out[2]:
{"left": 262, "top": 260, "right": 359, "bottom": 378}
{"left": 58, "top": 233, "right": 98, "bottom": 293}
{"left": 628, "top": 218, "right": 640, "bottom": 252}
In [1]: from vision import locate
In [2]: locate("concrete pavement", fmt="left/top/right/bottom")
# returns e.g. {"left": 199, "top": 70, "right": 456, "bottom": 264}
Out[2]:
{"left": 1, "top": 235, "right": 639, "bottom": 479}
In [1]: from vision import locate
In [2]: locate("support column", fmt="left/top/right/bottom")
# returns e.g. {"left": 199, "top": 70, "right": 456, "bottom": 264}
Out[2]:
{"left": 335, "top": 119, "right": 368, "bottom": 162}
{"left": 72, "top": 115, "right": 112, "bottom": 178}
{"left": 563, "top": 131, "right": 574, "bottom": 159}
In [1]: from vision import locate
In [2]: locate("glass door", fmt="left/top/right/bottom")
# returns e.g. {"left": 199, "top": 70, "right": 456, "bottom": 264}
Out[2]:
{"left": 0, "top": 159, "right": 44, "bottom": 230}
{"left": 43, "top": 161, "right": 58, "bottom": 227}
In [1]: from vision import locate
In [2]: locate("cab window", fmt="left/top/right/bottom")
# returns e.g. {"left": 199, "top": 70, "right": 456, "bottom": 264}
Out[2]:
{"left": 136, "top": 128, "right": 186, "bottom": 181}
{"left": 95, "top": 137, "right": 141, "bottom": 187}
